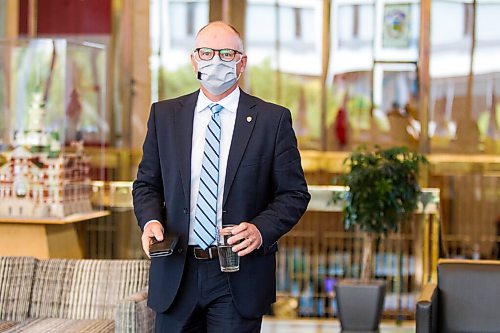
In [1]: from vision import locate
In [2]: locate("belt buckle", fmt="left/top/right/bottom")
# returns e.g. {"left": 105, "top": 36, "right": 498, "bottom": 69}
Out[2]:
{"left": 208, "top": 247, "right": 216, "bottom": 259}
{"left": 193, "top": 247, "right": 211, "bottom": 260}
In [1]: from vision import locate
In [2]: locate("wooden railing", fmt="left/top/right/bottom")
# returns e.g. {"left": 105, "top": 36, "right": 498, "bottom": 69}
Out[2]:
{"left": 274, "top": 186, "right": 440, "bottom": 319}
{"left": 89, "top": 180, "right": 440, "bottom": 319}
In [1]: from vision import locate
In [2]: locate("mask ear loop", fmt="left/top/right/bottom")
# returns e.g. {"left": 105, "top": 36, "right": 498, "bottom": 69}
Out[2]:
{"left": 234, "top": 56, "right": 243, "bottom": 80}
{"left": 192, "top": 52, "right": 202, "bottom": 79}
{"left": 195, "top": 56, "right": 203, "bottom": 80}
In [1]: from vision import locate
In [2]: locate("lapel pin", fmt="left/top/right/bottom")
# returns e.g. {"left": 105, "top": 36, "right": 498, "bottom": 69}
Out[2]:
{"left": 246, "top": 116, "right": 252, "bottom": 123}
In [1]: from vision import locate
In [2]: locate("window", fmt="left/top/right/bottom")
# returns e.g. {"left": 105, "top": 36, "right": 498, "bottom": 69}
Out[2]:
{"left": 245, "top": 0, "right": 323, "bottom": 149}
{"left": 150, "top": 0, "right": 209, "bottom": 100}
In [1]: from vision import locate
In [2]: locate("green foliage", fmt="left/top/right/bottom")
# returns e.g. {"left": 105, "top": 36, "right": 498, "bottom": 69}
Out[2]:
{"left": 160, "top": 64, "right": 199, "bottom": 99}
{"left": 248, "top": 58, "right": 322, "bottom": 142}
{"left": 248, "top": 58, "right": 278, "bottom": 104}
{"left": 346, "top": 95, "right": 372, "bottom": 130}
{"left": 340, "top": 146, "right": 428, "bottom": 236}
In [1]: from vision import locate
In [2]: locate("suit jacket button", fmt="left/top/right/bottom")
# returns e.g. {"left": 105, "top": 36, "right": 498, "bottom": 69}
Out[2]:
{"left": 183, "top": 208, "right": 188, "bottom": 214}
{"left": 177, "top": 248, "right": 183, "bottom": 254}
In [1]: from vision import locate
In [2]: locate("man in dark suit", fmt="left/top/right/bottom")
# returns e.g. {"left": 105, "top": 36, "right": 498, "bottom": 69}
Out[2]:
{"left": 133, "top": 21, "right": 310, "bottom": 333}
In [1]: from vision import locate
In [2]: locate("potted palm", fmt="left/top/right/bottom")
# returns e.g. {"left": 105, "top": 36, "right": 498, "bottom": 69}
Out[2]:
{"left": 334, "top": 146, "right": 427, "bottom": 332}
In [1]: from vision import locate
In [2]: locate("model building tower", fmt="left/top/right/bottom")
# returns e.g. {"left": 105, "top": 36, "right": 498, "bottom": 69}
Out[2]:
{"left": 0, "top": 92, "right": 92, "bottom": 218}
{"left": 14, "top": 92, "right": 49, "bottom": 149}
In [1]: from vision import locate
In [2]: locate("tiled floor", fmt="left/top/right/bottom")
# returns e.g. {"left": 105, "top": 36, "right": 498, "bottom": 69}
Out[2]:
{"left": 261, "top": 317, "right": 415, "bottom": 333}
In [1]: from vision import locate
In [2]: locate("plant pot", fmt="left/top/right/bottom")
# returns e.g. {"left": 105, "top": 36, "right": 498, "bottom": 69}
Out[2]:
{"left": 335, "top": 279, "right": 386, "bottom": 332}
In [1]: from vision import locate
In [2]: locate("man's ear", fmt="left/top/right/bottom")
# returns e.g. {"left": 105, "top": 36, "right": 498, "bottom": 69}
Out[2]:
{"left": 239, "top": 55, "right": 248, "bottom": 75}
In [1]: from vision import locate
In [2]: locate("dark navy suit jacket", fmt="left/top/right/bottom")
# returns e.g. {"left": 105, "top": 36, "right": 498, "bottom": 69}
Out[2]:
{"left": 132, "top": 89, "right": 310, "bottom": 319}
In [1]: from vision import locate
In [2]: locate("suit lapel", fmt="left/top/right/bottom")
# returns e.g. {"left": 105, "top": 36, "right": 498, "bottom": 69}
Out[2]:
{"left": 223, "top": 91, "right": 257, "bottom": 206}
{"left": 174, "top": 91, "right": 199, "bottom": 206}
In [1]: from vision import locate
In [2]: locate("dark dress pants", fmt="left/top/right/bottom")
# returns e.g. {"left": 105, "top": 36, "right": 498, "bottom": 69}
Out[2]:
{"left": 154, "top": 253, "right": 263, "bottom": 333}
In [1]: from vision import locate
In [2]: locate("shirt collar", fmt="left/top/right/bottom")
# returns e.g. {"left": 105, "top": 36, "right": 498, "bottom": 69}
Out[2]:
{"left": 195, "top": 87, "right": 240, "bottom": 114}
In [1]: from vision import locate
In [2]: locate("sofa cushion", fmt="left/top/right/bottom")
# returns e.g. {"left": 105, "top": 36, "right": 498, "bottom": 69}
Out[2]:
{"left": 438, "top": 261, "right": 500, "bottom": 332}
{"left": 30, "top": 259, "right": 150, "bottom": 320}
{"left": 0, "top": 257, "right": 37, "bottom": 321}
{"left": 0, "top": 318, "right": 114, "bottom": 333}
{"left": 29, "top": 259, "right": 73, "bottom": 318}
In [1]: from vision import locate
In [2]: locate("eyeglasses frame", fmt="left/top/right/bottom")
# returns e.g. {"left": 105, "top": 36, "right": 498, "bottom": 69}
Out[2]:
{"left": 194, "top": 47, "right": 243, "bottom": 62}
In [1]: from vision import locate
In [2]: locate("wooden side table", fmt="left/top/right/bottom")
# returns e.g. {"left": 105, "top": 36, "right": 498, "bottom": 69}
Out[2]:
{"left": 0, "top": 211, "right": 110, "bottom": 259}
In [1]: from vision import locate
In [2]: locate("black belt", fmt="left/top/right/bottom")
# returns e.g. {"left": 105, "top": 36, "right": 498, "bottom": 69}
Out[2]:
{"left": 188, "top": 246, "right": 219, "bottom": 260}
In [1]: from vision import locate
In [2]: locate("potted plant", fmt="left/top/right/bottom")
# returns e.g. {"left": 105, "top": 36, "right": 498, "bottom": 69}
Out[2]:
{"left": 334, "top": 146, "right": 427, "bottom": 332}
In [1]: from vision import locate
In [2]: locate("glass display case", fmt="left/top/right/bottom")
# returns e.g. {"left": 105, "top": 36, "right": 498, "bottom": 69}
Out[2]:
{"left": 0, "top": 38, "right": 107, "bottom": 218}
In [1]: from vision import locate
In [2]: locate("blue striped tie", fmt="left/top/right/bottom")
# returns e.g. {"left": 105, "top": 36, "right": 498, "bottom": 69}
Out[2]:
{"left": 194, "top": 103, "right": 223, "bottom": 249}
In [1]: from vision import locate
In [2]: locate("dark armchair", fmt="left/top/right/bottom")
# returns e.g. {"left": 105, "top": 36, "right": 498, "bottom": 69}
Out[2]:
{"left": 416, "top": 259, "right": 500, "bottom": 333}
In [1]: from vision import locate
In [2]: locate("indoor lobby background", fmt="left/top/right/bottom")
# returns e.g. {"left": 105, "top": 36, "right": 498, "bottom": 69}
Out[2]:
{"left": 0, "top": 0, "right": 499, "bottom": 330}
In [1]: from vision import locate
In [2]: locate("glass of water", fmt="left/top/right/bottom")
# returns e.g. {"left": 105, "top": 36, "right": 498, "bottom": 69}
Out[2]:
{"left": 217, "top": 224, "right": 240, "bottom": 272}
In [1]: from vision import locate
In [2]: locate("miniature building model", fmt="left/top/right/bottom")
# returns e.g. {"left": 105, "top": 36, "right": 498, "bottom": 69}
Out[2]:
{"left": 0, "top": 93, "right": 92, "bottom": 218}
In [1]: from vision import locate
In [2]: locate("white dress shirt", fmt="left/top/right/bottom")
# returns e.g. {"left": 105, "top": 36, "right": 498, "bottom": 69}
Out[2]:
{"left": 187, "top": 88, "right": 239, "bottom": 245}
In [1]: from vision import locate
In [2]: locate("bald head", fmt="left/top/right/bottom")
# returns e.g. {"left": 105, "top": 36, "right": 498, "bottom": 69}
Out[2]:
{"left": 195, "top": 21, "right": 244, "bottom": 53}
{"left": 191, "top": 21, "right": 247, "bottom": 100}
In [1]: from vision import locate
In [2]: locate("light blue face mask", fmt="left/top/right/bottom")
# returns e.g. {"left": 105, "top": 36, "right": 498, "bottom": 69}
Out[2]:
{"left": 195, "top": 56, "right": 242, "bottom": 96}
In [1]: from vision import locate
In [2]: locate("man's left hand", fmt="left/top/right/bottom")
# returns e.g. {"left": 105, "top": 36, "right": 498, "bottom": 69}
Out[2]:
{"left": 227, "top": 222, "right": 262, "bottom": 256}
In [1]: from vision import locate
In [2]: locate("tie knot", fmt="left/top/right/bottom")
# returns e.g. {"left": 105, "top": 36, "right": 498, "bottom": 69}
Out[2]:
{"left": 209, "top": 103, "right": 223, "bottom": 115}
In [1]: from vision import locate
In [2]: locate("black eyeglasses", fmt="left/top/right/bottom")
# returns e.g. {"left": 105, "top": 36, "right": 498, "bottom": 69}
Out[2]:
{"left": 194, "top": 47, "right": 242, "bottom": 62}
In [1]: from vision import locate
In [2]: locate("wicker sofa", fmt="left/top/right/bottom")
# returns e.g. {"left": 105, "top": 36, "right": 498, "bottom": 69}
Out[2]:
{"left": 0, "top": 256, "right": 154, "bottom": 332}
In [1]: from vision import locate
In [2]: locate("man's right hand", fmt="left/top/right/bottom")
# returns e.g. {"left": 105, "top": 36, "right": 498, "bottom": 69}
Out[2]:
{"left": 141, "top": 221, "right": 164, "bottom": 258}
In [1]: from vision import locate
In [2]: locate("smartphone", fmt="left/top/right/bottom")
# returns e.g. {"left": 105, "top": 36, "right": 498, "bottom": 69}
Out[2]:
{"left": 149, "top": 234, "right": 179, "bottom": 258}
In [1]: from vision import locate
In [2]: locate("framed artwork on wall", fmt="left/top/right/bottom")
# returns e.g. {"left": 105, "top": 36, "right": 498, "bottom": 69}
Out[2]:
{"left": 374, "top": 0, "right": 419, "bottom": 61}
{"left": 382, "top": 3, "right": 412, "bottom": 48}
